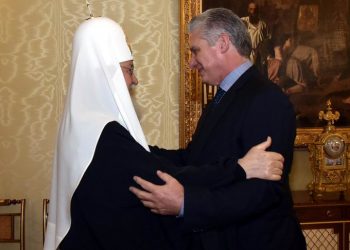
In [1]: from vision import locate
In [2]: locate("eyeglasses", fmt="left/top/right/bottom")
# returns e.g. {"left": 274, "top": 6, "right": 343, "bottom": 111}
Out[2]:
{"left": 121, "top": 65, "right": 135, "bottom": 77}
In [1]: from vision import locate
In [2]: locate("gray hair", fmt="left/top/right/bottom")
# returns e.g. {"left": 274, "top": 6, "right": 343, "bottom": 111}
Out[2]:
{"left": 188, "top": 8, "right": 252, "bottom": 57}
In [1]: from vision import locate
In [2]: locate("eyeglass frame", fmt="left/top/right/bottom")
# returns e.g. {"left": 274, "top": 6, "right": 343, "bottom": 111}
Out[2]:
{"left": 120, "top": 65, "right": 135, "bottom": 77}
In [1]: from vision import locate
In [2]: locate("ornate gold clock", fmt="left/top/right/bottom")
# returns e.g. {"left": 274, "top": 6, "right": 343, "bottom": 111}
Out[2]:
{"left": 308, "top": 100, "right": 350, "bottom": 199}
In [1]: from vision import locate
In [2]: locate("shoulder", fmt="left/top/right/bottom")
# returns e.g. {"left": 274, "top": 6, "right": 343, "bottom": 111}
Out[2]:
{"left": 102, "top": 121, "right": 130, "bottom": 137}
{"left": 99, "top": 121, "right": 137, "bottom": 146}
{"left": 96, "top": 121, "right": 147, "bottom": 155}
{"left": 242, "top": 67, "right": 291, "bottom": 105}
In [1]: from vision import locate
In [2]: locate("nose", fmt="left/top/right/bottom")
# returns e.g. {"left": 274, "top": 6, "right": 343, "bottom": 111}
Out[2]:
{"left": 132, "top": 73, "right": 138, "bottom": 86}
{"left": 189, "top": 56, "right": 198, "bottom": 69}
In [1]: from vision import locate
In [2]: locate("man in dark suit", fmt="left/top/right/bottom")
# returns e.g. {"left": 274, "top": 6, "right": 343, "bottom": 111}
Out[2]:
{"left": 130, "top": 8, "right": 306, "bottom": 250}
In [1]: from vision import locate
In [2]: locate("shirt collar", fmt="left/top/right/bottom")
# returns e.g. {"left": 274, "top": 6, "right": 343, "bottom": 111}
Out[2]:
{"left": 219, "top": 60, "right": 253, "bottom": 92}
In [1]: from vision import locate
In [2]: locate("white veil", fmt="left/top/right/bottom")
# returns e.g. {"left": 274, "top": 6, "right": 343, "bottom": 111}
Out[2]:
{"left": 44, "top": 17, "right": 149, "bottom": 250}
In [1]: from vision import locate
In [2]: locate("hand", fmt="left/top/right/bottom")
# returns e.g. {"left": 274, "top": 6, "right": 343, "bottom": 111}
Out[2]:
{"left": 129, "top": 170, "right": 184, "bottom": 215}
{"left": 238, "top": 137, "right": 284, "bottom": 181}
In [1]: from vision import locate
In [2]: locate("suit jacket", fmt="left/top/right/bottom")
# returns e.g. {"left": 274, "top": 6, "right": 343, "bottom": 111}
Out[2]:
{"left": 152, "top": 66, "right": 306, "bottom": 250}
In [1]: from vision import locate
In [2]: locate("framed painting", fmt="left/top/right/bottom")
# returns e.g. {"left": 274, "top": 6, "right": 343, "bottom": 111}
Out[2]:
{"left": 179, "top": 0, "right": 350, "bottom": 148}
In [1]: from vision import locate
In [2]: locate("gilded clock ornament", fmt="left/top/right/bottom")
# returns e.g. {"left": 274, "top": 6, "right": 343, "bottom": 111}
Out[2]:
{"left": 323, "top": 135, "right": 345, "bottom": 159}
{"left": 308, "top": 99, "right": 350, "bottom": 199}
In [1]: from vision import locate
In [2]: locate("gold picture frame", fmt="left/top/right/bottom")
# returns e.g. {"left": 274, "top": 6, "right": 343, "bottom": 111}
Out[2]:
{"left": 179, "top": 0, "right": 350, "bottom": 148}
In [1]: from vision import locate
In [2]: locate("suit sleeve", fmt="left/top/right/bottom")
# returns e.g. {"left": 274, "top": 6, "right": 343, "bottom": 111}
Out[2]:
{"left": 183, "top": 86, "right": 296, "bottom": 231}
{"left": 150, "top": 143, "right": 248, "bottom": 187}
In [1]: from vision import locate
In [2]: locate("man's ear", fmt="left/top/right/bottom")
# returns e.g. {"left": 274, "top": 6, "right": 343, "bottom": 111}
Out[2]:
{"left": 217, "top": 33, "right": 230, "bottom": 53}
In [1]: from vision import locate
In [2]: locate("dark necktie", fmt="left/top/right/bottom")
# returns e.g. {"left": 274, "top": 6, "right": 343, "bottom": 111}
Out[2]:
{"left": 213, "top": 87, "right": 226, "bottom": 105}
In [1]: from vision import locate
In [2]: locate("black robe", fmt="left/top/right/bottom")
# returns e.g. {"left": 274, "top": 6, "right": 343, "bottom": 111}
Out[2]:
{"left": 59, "top": 121, "right": 246, "bottom": 250}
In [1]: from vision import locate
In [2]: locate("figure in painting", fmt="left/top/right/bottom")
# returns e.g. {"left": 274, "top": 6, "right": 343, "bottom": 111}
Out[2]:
{"left": 267, "top": 33, "right": 319, "bottom": 95}
{"left": 241, "top": 1, "right": 270, "bottom": 76}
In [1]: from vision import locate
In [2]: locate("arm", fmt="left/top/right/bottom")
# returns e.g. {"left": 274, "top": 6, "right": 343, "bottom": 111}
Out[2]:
{"left": 130, "top": 137, "right": 284, "bottom": 215}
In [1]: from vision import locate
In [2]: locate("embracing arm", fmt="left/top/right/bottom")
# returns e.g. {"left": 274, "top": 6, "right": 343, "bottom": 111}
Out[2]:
{"left": 130, "top": 137, "right": 284, "bottom": 216}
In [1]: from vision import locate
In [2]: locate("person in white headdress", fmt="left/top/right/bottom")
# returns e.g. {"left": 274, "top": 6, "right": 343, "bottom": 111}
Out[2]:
{"left": 44, "top": 17, "right": 284, "bottom": 250}
{"left": 43, "top": 17, "right": 153, "bottom": 250}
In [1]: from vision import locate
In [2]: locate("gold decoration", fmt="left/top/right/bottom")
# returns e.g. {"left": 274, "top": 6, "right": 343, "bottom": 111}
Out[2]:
{"left": 318, "top": 99, "right": 340, "bottom": 133}
{"left": 179, "top": 0, "right": 202, "bottom": 147}
{"left": 308, "top": 100, "right": 350, "bottom": 199}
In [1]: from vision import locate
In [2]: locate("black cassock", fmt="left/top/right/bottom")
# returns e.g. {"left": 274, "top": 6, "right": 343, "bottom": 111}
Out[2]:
{"left": 59, "top": 121, "right": 245, "bottom": 250}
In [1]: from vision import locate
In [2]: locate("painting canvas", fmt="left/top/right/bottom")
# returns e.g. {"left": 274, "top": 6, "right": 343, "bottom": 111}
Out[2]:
{"left": 203, "top": 0, "right": 350, "bottom": 128}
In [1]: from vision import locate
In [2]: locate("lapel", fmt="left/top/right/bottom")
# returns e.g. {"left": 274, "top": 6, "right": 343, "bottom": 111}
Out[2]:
{"left": 188, "top": 66, "right": 258, "bottom": 160}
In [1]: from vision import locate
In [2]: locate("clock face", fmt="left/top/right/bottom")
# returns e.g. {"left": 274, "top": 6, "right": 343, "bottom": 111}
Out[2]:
{"left": 323, "top": 135, "right": 345, "bottom": 159}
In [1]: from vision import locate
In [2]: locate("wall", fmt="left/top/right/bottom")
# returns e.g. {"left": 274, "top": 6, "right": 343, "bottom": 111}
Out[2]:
{"left": 0, "top": 0, "right": 179, "bottom": 249}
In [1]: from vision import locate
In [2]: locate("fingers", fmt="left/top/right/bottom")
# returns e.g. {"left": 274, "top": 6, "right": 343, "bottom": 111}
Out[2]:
{"left": 156, "top": 170, "right": 174, "bottom": 183}
{"left": 269, "top": 167, "right": 283, "bottom": 180}
{"left": 269, "top": 158, "right": 284, "bottom": 171}
{"left": 265, "top": 151, "right": 284, "bottom": 162}
{"left": 253, "top": 136, "right": 272, "bottom": 150}
{"left": 251, "top": 136, "right": 284, "bottom": 163}
{"left": 140, "top": 200, "right": 156, "bottom": 209}
{"left": 132, "top": 176, "right": 157, "bottom": 193}
{"left": 150, "top": 208, "right": 165, "bottom": 215}
{"left": 269, "top": 174, "right": 282, "bottom": 181}
{"left": 129, "top": 175, "right": 164, "bottom": 203}
{"left": 129, "top": 186, "right": 152, "bottom": 201}
{"left": 129, "top": 171, "right": 183, "bottom": 216}
{"left": 265, "top": 161, "right": 283, "bottom": 181}
{"left": 129, "top": 186, "right": 164, "bottom": 213}
{"left": 271, "top": 165, "right": 283, "bottom": 176}
{"left": 129, "top": 185, "right": 163, "bottom": 214}
{"left": 133, "top": 195, "right": 163, "bottom": 214}
{"left": 133, "top": 171, "right": 175, "bottom": 191}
